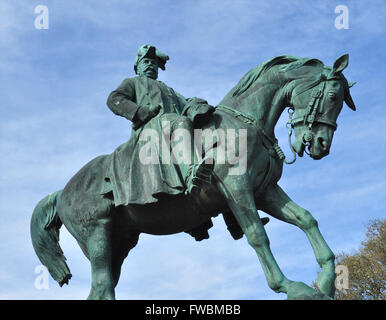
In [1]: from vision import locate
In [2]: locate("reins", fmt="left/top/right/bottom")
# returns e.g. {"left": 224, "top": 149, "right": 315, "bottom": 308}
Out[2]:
{"left": 216, "top": 104, "right": 288, "bottom": 163}
{"left": 287, "top": 75, "right": 338, "bottom": 158}
{"left": 216, "top": 74, "right": 338, "bottom": 165}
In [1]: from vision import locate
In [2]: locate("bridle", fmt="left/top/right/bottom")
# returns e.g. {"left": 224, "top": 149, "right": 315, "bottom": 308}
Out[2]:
{"left": 285, "top": 74, "right": 339, "bottom": 163}
{"left": 216, "top": 74, "right": 341, "bottom": 165}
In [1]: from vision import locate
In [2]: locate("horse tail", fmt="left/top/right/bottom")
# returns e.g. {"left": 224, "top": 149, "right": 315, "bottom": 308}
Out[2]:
{"left": 30, "top": 190, "right": 72, "bottom": 287}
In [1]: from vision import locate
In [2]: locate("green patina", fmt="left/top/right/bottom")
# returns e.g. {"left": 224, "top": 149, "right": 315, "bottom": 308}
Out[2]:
{"left": 31, "top": 46, "right": 356, "bottom": 300}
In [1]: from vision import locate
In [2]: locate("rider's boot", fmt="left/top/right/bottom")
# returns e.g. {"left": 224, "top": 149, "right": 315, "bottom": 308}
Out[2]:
{"left": 185, "top": 157, "right": 215, "bottom": 196}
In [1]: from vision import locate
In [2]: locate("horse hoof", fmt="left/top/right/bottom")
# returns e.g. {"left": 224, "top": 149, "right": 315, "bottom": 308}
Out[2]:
{"left": 286, "top": 282, "right": 333, "bottom": 300}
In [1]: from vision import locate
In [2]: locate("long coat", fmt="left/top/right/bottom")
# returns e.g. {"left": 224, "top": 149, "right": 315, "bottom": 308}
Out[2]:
{"left": 101, "top": 75, "right": 191, "bottom": 206}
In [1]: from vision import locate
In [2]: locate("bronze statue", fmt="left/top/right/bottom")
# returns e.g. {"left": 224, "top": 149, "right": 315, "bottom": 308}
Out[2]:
{"left": 103, "top": 45, "right": 215, "bottom": 204}
{"left": 31, "top": 48, "right": 356, "bottom": 300}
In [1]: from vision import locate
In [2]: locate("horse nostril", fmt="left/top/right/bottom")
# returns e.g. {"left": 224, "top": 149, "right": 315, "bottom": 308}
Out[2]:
{"left": 318, "top": 137, "right": 328, "bottom": 150}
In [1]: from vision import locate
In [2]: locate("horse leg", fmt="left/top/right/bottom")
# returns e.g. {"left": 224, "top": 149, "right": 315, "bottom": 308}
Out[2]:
{"left": 260, "top": 183, "right": 335, "bottom": 298}
{"left": 216, "top": 180, "right": 292, "bottom": 294}
{"left": 86, "top": 215, "right": 115, "bottom": 300}
{"left": 79, "top": 194, "right": 116, "bottom": 301}
{"left": 111, "top": 230, "right": 140, "bottom": 287}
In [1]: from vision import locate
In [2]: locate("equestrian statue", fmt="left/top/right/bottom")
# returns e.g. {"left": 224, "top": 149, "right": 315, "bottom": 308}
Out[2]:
{"left": 31, "top": 45, "right": 356, "bottom": 300}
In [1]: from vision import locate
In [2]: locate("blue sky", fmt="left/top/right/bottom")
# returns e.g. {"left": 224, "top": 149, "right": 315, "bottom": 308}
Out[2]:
{"left": 0, "top": 0, "right": 385, "bottom": 300}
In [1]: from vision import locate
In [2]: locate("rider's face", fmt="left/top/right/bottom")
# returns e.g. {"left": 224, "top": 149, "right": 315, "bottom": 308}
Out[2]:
{"left": 137, "top": 58, "right": 159, "bottom": 79}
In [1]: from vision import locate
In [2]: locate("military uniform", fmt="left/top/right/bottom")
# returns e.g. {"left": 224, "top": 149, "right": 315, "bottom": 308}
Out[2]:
{"left": 107, "top": 75, "right": 187, "bottom": 125}
{"left": 101, "top": 45, "right": 214, "bottom": 206}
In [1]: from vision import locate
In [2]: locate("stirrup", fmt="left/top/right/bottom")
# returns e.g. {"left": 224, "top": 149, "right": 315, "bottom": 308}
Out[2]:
{"left": 185, "top": 158, "right": 214, "bottom": 195}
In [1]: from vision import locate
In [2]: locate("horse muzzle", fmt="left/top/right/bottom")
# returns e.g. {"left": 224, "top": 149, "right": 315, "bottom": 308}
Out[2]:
{"left": 308, "top": 134, "right": 331, "bottom": 160}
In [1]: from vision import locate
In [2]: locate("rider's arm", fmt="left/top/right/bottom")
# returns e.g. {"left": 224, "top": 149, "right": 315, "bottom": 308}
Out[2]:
{"left": 173, "top": 90, "right": 214, "bottom": 126}
{"left": 106, "top": 78, "right": 140, "bottom": 121}
{"left": 174, "top": 91, "right": 189, "bottom": 115}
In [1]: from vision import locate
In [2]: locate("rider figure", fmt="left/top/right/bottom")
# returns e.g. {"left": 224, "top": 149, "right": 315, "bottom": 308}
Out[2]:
{"left": 106, "top": 45, "right": 214, "bottom": 196}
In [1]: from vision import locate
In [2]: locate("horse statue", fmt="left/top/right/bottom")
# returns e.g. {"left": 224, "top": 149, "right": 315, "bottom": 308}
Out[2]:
{"left": 31, "top": 54, "right": 356, "bottom": 300}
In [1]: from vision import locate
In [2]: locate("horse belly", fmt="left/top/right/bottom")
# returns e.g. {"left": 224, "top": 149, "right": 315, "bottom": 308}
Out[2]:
{"left": 121, "top": 195, "right": 213, "bottom": 235}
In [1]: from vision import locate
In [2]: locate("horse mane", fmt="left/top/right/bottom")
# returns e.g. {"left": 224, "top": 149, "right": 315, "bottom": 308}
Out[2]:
{"left": 231, "top": 55, "right": 323, "bottom": 97}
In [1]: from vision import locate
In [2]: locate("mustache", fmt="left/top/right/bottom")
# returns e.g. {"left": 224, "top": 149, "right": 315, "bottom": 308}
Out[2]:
{"left": 145, "top": 66, "right": 157, "bottom": 71}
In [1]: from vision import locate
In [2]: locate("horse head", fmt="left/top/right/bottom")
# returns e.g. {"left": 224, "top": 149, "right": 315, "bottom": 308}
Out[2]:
{"left": 287, "top": 54, "right": 356, "bottom": 160}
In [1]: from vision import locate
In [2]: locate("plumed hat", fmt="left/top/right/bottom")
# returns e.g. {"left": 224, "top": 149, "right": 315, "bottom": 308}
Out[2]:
{"left": 134, "top": 45, "right": 169, "bottom": 74}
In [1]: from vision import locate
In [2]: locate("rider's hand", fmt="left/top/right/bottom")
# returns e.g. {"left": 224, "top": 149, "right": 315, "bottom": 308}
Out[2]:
{"left": 149, "top": 104, "right": 161, "bottom": 117}
{"left": 134, "top": 105, "right": 161, "bottom": 128}
{"left": 136, "top": 106, "right": 151, "bottom": 123}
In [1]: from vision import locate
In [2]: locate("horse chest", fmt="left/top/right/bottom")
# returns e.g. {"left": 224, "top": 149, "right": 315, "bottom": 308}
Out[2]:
{"left": 252, "top": 148, "right": 283, "bottom": 193}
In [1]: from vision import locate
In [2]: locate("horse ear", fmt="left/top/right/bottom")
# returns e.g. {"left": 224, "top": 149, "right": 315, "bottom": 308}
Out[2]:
{"left": 331, "top": 54, "right": 349, "bottom": 76}
{"left": 344, "top": 89, "right": 356, "bottom": 111}
{"left": 303, "top": 58, "right": 323, "bottom": 67}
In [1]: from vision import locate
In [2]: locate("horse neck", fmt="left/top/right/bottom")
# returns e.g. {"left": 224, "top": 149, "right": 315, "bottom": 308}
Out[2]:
{"left": 233, "top": 79, "right": 288, "bottom": 139}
